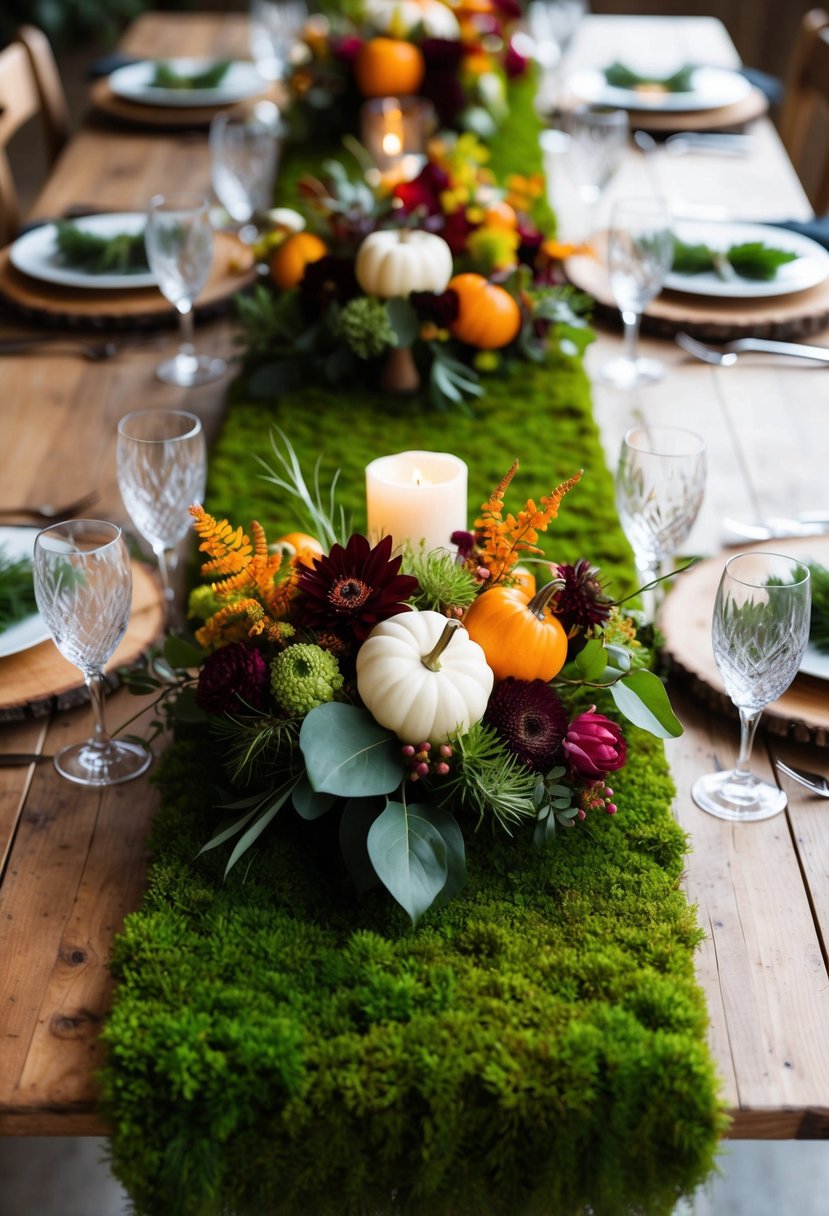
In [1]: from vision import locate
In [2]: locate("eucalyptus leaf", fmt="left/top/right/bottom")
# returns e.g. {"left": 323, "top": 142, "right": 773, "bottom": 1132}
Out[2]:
{"left": 339, "top": 797, "right": 383, "bottom": 896}
{"left": 574, "top": 638, "right": 607, "bottom": 681}
{"left": 609, "top": 670, "right": 684, "bottom": 738}
{"left": 293, "top": 773, "right": 337, "bottom": 821}
{"left": 367, "top": 800, "right": 450, "bottom": 925}
{"left": 300, "top": 702, "right": 402, "bottom": 797}
{"left": 426, "top": 805, "right": 467, "bottom": 912}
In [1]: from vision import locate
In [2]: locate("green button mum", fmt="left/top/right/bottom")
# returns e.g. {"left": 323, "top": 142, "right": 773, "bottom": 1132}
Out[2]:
{"left": 270, "top": 643, "right": 344, "bottom": 716}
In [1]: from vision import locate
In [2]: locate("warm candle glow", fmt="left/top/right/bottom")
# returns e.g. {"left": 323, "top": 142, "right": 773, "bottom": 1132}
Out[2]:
{"left": 365, "top": 451, "right": 467, "bottom": 553}
{"left": 382, "top": 131, "right": 403, "bottom": 157}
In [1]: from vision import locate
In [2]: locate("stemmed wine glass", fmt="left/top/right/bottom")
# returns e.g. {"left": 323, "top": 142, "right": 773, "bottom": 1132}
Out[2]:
{"left": 565, "top": 104, "right": 628, "bottom": 237}
{"left": 209, "top": 108, "right": 282, "bottom": 242}
{"left": 116, "top": 410, "right": 207, "bottom": 629}
{"left": 32, "top": 520, "right": 152, "bottom": 787}
{"left": 615, "top": 425, "right": 706, "bottom": 619}
{"left": 144, "top": 192, "right": 226, "bottom": 387}
{"left": 527, "top": 0, "right": 588, "bottom": 110}
{"left": 599, "top": 195, "right": 673, "bottom": 389}
{"left": 692, "top": 552, "right": 811, "bottom": 822}
{"left": 248, "top": 0, "right": 308, "bottom": 83}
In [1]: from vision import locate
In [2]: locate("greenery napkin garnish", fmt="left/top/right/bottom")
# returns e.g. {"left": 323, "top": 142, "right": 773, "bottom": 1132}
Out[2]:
{"left": 671, "top": 235, "right": 799, "bottom": 281}
{"left": 809, "top": 562, "right": 829, "bottom": 654}
{"left": 0, "top": 546, "right": 37, "bottom": 633}
{"left": 150, "top": 60, "right": 231, "bottom": 90}
{"left": 604, "top": 61, "right": 696, "bottom": 93}
{"left": 54, "top": 221, "right": 149, "bottom": 275}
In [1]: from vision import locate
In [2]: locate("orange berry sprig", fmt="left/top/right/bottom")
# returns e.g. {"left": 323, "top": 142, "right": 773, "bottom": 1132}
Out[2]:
{"left": 475, "top": 462, "right": 583, "bottom": 586}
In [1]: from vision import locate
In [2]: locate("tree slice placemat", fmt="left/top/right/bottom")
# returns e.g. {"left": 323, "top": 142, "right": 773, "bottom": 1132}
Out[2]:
{"left": 0, "top": 232, "right": 256, "bottom": 329}
{"left": 623, "top": 87, "right": 768, "bottom": 134}
{"left": 89, "top": 77, "right": 280, "bottom": 129}
{"left": 0, "top": 560, "right": 165, "bottom": 720}
{"left": 660, "top": 535, "right": 829, "bottom": 748}
{"left": 565, "top": 241, "right": 829, "bottom": 341}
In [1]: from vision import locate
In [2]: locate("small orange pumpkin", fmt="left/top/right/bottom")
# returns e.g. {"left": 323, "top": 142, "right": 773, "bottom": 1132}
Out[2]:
{"left": 274, "top": 532, "right": 324, "bottom": 568}
{"left": 269, "top": 232, "right": 328, "bottom": 291}
{"left": 482, "top": 200, "right": 518, "bottom": 231}
{"left": 447, "top": 273, "right": 522, "bottom": 350}
{"left": 463, "top": 579, "right": 568, "bottom": 683}
{"left": 354, "top": 37, "right": 425, "bottom": 98}
{"left": 511, "top": 566, "right": 537, "bottom": 598}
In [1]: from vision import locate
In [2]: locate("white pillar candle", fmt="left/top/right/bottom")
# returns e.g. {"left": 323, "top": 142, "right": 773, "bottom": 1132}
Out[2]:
{"left": 365, "top": 450, "right": 468, "bottom": 554}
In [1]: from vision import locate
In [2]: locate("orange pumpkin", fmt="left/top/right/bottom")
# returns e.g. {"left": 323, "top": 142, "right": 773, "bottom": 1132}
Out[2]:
{"left": 511, "top": 566, "right": 537, "bottom": 598}
{"left": 274, "top": 532, "right": 324, "bottom": 568}
{"left": 269, "top": 232, "right": 328, "bottom": 291}
{"left": 463, "top": 580, "right": 568, "bottom": 682}
{"left": 354, "top": 37, "right": 425, "bottom": 98}
{"left": 447, "top": 273, "right": 522, "bottom": 350}
{"left": 482, "top": 200, "right": 518, "bottom": 231}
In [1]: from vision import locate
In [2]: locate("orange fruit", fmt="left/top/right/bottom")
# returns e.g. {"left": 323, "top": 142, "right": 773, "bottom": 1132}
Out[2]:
{"left": 274, "top": 532, "right": 324, "bottom": 568}
{"left": 269, "top": 232, "right": 328, "bottom": 291}
{"left": 354, "top": 38, "right": 425, "bottom": 98}
{"left": 483, "top": 200, "right": 518, "bottom": 231}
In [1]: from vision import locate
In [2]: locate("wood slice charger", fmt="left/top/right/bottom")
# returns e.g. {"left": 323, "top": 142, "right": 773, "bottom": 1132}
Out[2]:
{"left": 89, "top": 76, "right": 280, "bottom": 129}
{"left": 0, "top": 560, "right": 165, "bottom": 720}
{"left": 660, "top": 535, "right": 829, "bottom": 748}
{"left": 564, "top": 234, "right": 829, "bottom": 342}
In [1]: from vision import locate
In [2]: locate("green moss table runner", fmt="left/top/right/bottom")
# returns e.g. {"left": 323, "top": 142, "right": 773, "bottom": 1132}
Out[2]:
{"left": 99, "top": 65, "right": 725, "bottom": 1216}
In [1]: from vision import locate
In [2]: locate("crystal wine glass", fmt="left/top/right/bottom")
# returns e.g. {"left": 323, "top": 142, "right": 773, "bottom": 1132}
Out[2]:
{"left": 209, "top": 108, "right": 282, "bottom": 241}
{"left": 599, "top": 195, "right": 673, "bottom": 389}
{"left": 565, "top": 104, "right": 628, "bottom": 237}
{"left": 692, "top": 552, "right": 811, "bottom": 822}
{"left": 249, "top": 0, "right": 308, "bottom": 83}
{"left": 615, "top": 425, "right": 706, "bottom": 618}
{"left": 32, "top": 520, "right": 152, "bottom": 787}
{"left": 144, "top": 191, "right": 226, "bottom": 387}
{"left": 116, "top": 409, "right": 207, "bottom": 628}
{"left": 527, "top": 0, "right": 588, "bottom": 110}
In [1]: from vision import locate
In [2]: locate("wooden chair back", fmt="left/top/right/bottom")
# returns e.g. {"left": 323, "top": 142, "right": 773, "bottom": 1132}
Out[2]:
{"left": 0, "top": 25, "right": 70, "bottom": 245}
{"left": 779, "top": 9, "right": 829, "bottom": 213}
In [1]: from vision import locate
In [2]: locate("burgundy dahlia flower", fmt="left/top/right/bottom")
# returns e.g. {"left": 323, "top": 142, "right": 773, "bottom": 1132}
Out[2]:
{"left": 295, "top": 533, "right": 420, "bottom": 641}
{"left": 483, "top": 677, "right": 569, "bottom": 771}
{"left": 196, "top": 642, "right": 268, "bottom": 715}
{"left": 563, "top": 707, "right": 626, "bottom": 778}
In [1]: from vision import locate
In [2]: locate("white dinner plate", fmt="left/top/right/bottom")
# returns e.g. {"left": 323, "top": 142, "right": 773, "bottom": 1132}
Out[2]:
{"left": 0, "top": 528, "right": 50, "bottom": 660}
{"left": 663, "top": 221, "right": 829, "bottom": 299}
{"left": 108, "top": 58, "right": 264, "bottom": 108}
{"left": 800, "top": 642, "right": 829, "bottom": 681}
{"left": 9, "top": 213, "right": 156, "bottom": 291}
{"left": 568, "top": 65, "right": 752, "bottom": 112}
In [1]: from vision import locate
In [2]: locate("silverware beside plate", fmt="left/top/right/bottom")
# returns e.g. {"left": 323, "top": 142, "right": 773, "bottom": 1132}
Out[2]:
{"left": 722, "top": 513, "right": 829, "bottom": 541}
{"left": 676, "top": 332, "right": 829, "bottom": 366}
{"left": 0, "top": 753, "right": 53, "bottom": 767}
{"left": 775, "top": 760, "right": 829, "bottom": 798}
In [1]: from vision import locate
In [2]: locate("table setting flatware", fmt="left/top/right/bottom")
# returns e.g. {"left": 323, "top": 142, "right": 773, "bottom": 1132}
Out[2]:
{"left": 633, "top": 129, "right": 755, "bottom": 156}
{"left": 676, "top": 331, "right": 829, "bottom": 365}
{"left": 0, "top": 338, "right": 119, "bottom": 360}
{"left": 722, "top": 513, "right": 829, "bottom": 542}
{"left": 0, "top": 753, "right": 53, "bottom": 766}
{"left": 774, "top": 759, "right": 829, "bottom": 797}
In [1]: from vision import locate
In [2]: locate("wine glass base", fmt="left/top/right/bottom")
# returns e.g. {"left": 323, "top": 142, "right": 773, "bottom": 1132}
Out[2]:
{"left": 692, "top": 770, "right": 787, "bottom": 822}
{"left": 54, "top": 739, "right": 152, "bottom": 787}
{"left": 598, "top": 355, "right": 665, "bottom": 389}
{"left": 155, "top": 352, "right": 226, "bottom": 387}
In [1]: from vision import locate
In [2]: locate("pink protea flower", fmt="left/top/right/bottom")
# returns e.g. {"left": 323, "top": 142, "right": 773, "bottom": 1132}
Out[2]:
{"left": 196, "top": 642, "right": 268, "bottom": 714}
{"left": 563, "top": 706, "right": 626, "bottom": 777}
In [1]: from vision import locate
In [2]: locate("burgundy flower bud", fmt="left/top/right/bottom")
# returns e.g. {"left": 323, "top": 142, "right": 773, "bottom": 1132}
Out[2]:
{"left": 563, "top": 707, "right": 627, "bottom": 778}
{"left": 196, "top": 642, "right": 268, "bottom": 715}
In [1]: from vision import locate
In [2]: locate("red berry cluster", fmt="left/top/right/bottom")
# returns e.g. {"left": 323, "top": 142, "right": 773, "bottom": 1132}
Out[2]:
{"left": 577, "top": 780, "right": 617, "bottom": 820}
{"left": 401, "top": 741, "right": 453, "bottom": 781}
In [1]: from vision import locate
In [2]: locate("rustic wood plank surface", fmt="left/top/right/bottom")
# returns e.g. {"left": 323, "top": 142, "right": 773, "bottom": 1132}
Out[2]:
{"left": 1, "top": 11, "right": 828, "bottom": 1139}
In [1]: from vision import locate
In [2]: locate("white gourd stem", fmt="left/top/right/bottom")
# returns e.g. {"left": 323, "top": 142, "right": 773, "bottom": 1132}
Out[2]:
{"left": 526, "top": 579, "right": 564, "bottom": 620}
{"left": 420, "top": 618, "right": 461, "bottom": 671}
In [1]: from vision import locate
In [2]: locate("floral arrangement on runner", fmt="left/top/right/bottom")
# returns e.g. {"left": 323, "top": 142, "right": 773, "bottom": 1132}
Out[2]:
{"left": 237, "top": 131, "right": 590, "bottom": 410}
{"left": 132, "top": 438, "right": 682, "bottom": 926}
{"left": 286, "top": 0, "right": 529, "bottom": 143}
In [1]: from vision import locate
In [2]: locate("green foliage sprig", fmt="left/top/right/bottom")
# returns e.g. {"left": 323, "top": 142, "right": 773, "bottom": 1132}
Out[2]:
{"left": 605, "top": 61, "right": 696, "bottom": 92}
{"left": 55, "top": 221, "right": 149, "bottom": 275}
{"left": 809, "top": 562, "right": 829, "bottom": 653}
{"left": 671, "top": 235, "right": 798, "bottom": 281}
{"left": 0, "top": 546, "right": 37, "bottom": 631}
{"left": 151, "top": 60, "right": 231, "bottom": 89}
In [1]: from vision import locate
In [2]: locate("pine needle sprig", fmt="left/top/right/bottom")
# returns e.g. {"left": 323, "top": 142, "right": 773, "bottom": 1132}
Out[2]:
{"left": 0, "top": 546, "right": 37, "bottom": 631}
{"left": 210, "top": 714, "right": 300, "bottom": 786}
{"left": 438, "top": 722, "right": 537, "bottom": 834}
{"left": 809, "top": 562, "right": 829, "bottom": 653}
{"left": 255, "top": 428, "right": 349, "bottom": 550}
{"left": 402, "top": 548, "right": 480, "bottom": 614}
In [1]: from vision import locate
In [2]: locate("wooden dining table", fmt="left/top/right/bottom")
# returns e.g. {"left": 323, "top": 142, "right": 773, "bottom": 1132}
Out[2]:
{"left": 1, "top": 10, "right": 829, "bottom": 1145}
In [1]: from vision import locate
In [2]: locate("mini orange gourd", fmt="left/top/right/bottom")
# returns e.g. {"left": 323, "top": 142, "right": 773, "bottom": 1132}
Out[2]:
{"left": 462, "top": 579, "right": 568, "bottom": 683}
{"left": 269, "top": 232, "right": 328, "bottom": 291}
{"left": 354, "top": 37, "right": 426, "bottom": 98}
{"left": 447, "top": 273, "right": 522, "bottom": 350}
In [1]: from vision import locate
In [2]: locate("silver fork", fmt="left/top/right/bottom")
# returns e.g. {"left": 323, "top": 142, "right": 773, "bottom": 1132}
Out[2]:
{"left": 775, "top": 759, "right": 829, "bottom": 798}
{"left": 675, "top": 332, "right": 829, "bottom": 366}
{"left": 0, "top": 490, "right": 101, "bottom": 522}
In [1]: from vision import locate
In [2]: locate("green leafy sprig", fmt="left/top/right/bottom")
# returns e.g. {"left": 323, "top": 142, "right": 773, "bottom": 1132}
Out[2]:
{"left": 151, "top": 59, "right": 231, "bottom": 89}
{"left": 0, "top": 546, "right": 37, "bottom": 631}
{"left": 54, "top": 221, "right": 149, "bottom": 275}
{"left": 809, "top": 562, "right": 829, "bottom": 653}
{"left": 604, "top": 60, "right": 696, "bottom": 93}
{"left": 671, "top": 235, "right": 798, "bottom": 282}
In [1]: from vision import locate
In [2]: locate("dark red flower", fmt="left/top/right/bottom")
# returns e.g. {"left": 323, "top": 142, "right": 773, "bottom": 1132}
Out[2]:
{"left": 483, "top": 677, "right": 569, "bottom": 771}
{"left": 554, "top": 559, "right": 613, "bottom": 634}
{"left": 196, "top": 642, "right": 268, "bottom": 715}
{"left": 393, "top": 162, "right": 450, "bottom": 217}
{"left": 563, "top": 708, "right": 626, "bottom": 778}
{"left": 331, "top": 35, "right": 363, "bottom": 63}
{"left": 442, "top": 209, "right": 473, "bottom": 255}
{"left": 410, "top": 288, "right": 460, "bottom": 327}
{"left": 505, "top": 37, "right": 530, "bottom": 77}
{"left": 299, "top": 255, "right": 360, "bottom": 310}
{"left": 295, "top": 533, "right": 420, "bottom": 641}
{"left": 492, "top": 0, "right": 522, "bottom": 20}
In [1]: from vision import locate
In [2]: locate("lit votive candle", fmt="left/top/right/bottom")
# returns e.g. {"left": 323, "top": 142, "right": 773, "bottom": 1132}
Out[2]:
{"left": 365, "top": 450, "right": 468, "bottom": 554}
{"left": 360, "top": 95, "right": 435, "bottom": 177}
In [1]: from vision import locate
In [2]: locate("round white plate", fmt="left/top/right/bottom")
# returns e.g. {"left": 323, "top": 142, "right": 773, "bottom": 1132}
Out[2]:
{"left": 108, "top": 58, "right": 264, "bottom": 108}
{"left": 663, "top": 221, "right": 829, "bottom": 299}
{"left": 568, "top": 65, "right": 751, "bottom": 112}
{"left": 0, "top": 528, "right": 50, "bottom": 660}
{"left": 800, "top": 642, "right": 829, "bottom": 681}
{"left": 9, "top": 213, "right": 156, "bottom": 291}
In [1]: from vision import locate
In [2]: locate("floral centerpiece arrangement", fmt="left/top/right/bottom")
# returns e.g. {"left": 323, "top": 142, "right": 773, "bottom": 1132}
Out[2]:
{"left": 134, "top": 437, "right": 682, "bottom": 926}
{"left": 286, "top": 0, "right": 529, "bottom": 143}
{"left": 237, "top": 130, "right": 591, "bottom": 410}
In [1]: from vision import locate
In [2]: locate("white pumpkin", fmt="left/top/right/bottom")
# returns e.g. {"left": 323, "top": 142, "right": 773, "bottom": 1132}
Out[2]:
{"left": 356, "top": 611, "right": 494, "bottom": 743}
{"left": 355, "top": 229, "right": 454, "bottom": 299}
{"left": 363, "top": 0, "right": 460, "bottom": 41}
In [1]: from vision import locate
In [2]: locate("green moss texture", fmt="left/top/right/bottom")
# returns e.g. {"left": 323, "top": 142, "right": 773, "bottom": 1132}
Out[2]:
{"left": 99, "top": 65, "right": 725, "bottom": 1216}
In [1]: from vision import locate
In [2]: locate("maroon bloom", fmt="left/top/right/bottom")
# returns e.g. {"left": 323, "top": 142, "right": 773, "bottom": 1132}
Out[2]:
{"left": 483, "top": 677, "right": 569, "bottom": 771}
{"left": 563, "top": 707, "right": 626, "bottom": 778}
{"left": 393, "top": 162, "right": 450, "bottom": 217}
{"left": 553, "top": 559, "right": 613, "bottom": 634}
{"left": 295, "top": 533, "right": 420, "bottom": 641}
{"left": 196, "top": 642, "right": 268, "bottom": 715}
{"left": 505, "top": 38, "right": 530, "bottom": 78}
{"left": 410, "top": 288, "right": 460, "bottom": 327}
{"left": 299, "top": 255, "right": 360, "bottom": 310}
{"left": 331, "top": 35, "right": 363, "bottom": 63}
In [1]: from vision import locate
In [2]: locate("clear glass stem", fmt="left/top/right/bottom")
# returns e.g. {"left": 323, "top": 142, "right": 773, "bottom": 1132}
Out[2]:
{"left": 733, "top": 707, "right": 762, "bottom": 784}
{"left": 154, "top": 544, "right": 179, "bottom": 629}
{"left": 177, "top": 301, "right": 195, "bottom": 357}
{"left": 621, "top": 308, "right": 641, "bottom": 364}
{"left": 86, "top": 670, "right": 111, "bottom": 749}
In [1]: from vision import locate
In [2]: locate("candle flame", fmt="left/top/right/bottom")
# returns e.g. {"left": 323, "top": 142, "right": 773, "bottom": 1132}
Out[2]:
{"left": 411, "top": 467, "right": 432, "bottom": 487}
{"left": 382, "top": 131, "right": 403, "bottom": 157}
